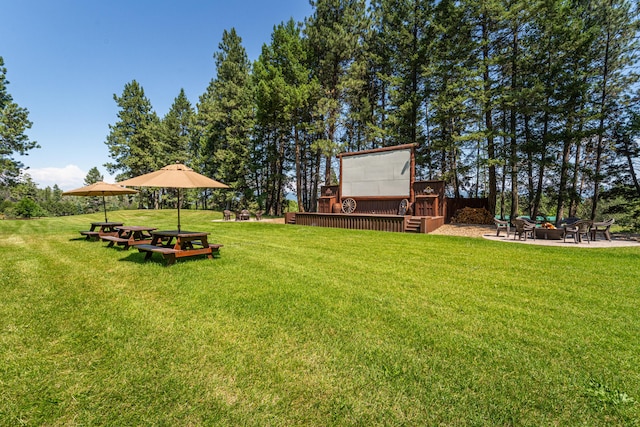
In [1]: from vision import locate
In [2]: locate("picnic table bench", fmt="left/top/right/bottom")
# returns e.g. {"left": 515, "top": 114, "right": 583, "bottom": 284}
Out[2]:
{"left": 207, "top": 243, "right": 223, "bottom": 256}
{"left": 134, "top": 244, "right": 223, "bottom": 265}
{"left": 79, "top": 222, "right": 123, "bottom": 240}
{"left": 137, "top": 230, "right": 222, "bottom": 265}
{"left": 80, "top": 230, "right": 100, "bottom": 240}
{"left": 101, "top": 225, "right": 156, "bottom": 250}
{"left": 101, "top": 235, "right": 152, "bottom": 249}
{"left": 101, "top": 235, "right": 130, "bottom": 245}
{"left": 135, "top": 244, "right": 181, "bottom": 264}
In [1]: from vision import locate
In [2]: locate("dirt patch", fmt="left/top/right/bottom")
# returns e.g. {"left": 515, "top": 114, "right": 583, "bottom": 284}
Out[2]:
{"left": 213, "top": 217, "right": 285, "bottom": 224}
{"left": 429, "top": 224, "right": 494, "bottom": 238}
{"left": 259, "top": 217, "right": 285, "bottom": 224}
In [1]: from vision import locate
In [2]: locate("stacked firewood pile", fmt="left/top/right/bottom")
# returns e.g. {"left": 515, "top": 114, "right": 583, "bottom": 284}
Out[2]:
{"left": 450, "top": 207, "right": 494, "bottom": 225}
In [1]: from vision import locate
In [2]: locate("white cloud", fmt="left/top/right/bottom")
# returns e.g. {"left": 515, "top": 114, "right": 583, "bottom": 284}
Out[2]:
{"left": 24, "top": 165, "right": 89, "bottom": 191}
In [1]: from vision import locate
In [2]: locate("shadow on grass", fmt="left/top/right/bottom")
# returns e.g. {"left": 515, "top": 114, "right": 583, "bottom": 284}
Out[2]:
{"left": 68, "top": 236, "right": 93, "bottom": 242}
{"left": 118, "top": 251, "right": 164, "bottom": 265}
{"left": 117, "top": 251, "right": 218, "bottom": 266}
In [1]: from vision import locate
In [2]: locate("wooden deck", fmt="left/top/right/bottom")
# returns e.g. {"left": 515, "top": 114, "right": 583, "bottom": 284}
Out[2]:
{"left": 284, "top": 212, "right": 444, "bottom": 234}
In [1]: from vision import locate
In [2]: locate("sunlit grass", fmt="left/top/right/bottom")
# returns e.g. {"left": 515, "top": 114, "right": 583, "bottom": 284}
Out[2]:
{"left": 1, "top": 210, "right": 639, "bottom": 425}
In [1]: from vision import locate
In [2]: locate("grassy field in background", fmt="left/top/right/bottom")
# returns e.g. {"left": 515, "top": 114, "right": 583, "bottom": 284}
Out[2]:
{"left": 1, "top": 210, "right": 639, "bottom": 425}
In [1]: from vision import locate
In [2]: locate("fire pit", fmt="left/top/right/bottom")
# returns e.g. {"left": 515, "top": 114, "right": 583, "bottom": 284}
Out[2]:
{"left": 535, "top": 224, "right": 565, "bottom": 240}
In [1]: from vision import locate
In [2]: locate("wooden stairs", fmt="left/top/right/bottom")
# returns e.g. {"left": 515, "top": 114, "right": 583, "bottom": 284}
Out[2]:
{"left": 405, "top": 217, "right": 422, "bottom": 233}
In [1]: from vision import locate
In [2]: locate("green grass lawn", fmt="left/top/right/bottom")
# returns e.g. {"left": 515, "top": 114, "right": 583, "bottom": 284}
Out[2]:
{"left": 1, "top": 210, "right": 638, "bottom": 426}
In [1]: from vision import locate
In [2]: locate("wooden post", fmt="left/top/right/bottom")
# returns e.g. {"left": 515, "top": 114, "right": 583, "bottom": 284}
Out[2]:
{"left": 410, "top": 145, "right": 415, "bottom": 205}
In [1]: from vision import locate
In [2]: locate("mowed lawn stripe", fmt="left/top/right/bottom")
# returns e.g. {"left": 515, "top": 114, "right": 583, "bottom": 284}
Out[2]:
{"left": 0, "top": 210, "right": 638, "bottom": 425}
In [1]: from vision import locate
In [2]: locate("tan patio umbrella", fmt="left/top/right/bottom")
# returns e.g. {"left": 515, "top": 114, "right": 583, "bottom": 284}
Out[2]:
{"left": 62, "top": 181, "right": 138, "bottom": 222}
{"left": 117, "top": 163, "right": 229, "bottom": 231}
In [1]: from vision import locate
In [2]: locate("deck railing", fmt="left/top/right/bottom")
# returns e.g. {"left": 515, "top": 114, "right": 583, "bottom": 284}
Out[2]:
{"left": 292, "top": 213, "right": 406, "bottom": 233}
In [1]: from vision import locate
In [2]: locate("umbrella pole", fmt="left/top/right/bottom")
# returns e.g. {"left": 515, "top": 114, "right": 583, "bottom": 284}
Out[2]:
{"left": 102, "top": 194, "right": 108, "bottom": 222}
{"left": 177, "top": 189, "right": 181, "bottom": 232}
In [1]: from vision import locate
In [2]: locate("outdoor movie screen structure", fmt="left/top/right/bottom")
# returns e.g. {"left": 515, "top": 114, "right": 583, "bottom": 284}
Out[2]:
{"left": 340, "top": 147, "right": 412, "bottom": 198}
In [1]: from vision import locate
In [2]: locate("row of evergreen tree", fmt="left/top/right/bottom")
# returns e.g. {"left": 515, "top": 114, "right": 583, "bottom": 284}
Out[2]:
{"left": 104, "top": 0, "right": 640, "bottom": 221}
{"left": 3, "top": 1, "right": 639, "bottom": 223}
{"left": 0, "top": 168, "right": 135, "bottom": 219}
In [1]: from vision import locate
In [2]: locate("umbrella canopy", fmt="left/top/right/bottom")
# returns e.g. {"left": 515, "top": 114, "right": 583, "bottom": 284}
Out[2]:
{"left": 118, "top": 163, "right": 229, "bottom": 231}
{"left": 117, "top": 163, "right": 229, "bottom": 189}
{"left": 62, "top": 181, "right": 138, "bottom": 222}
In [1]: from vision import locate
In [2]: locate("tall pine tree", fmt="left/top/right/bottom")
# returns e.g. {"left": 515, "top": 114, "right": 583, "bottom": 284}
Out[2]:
{"left": 306, "top": 0, "right": 367, "bottom": 184}
{"left": 197, "top": 28, "right": 255, "bottom": 207}
{"left": 253, "top": 19, "right": 319, "bottom": 214}
{"left": 0, "top": 56, "right": 39, "bottom": 187}
{"left": 104, "top": 80, "right": 160, "bottom": 208}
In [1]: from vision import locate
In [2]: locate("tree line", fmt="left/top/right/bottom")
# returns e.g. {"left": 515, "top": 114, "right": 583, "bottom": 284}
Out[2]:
{"left": 3, "top": 0, "right": 640, "bottom": 227}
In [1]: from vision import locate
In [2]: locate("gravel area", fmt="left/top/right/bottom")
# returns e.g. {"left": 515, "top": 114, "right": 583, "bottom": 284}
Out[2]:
{"left": 429, "top": 223, "right": 494, "bottom": 238}
{"left": 430, "top": 223, "right": 640, "bottom": 247}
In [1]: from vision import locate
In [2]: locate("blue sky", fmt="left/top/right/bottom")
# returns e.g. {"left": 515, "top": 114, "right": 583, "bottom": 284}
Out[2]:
{"left": 2, "top": 0, "right": 313, "bottom": 190}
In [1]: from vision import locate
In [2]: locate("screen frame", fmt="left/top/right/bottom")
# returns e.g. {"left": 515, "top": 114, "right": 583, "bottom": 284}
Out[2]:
{"left": 338, "top": 143, "right": 416, "bottom": 201}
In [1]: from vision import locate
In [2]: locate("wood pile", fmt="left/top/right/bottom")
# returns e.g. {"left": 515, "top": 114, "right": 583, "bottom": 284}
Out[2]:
{"left": 450, "top": 207, "right": 494, "bottom": 225}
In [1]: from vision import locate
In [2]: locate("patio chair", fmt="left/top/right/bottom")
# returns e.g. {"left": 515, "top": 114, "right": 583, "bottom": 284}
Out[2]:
{"left": 560, "top": 217, "right": 580, "bottom": 227}
{"left": 512, "top": 217, "right": 536, "bottom": 241}
{"left": 563, "top": 220, "right": 592, "bottom": 243}
{"left": 591, "top": 218, "right": 614, "bottom": 241}
{"left": 494, "top": 218, "right": 510, "bottom": 237}
{"left": 223, "top": 210, "right": 231, "bottom": 221}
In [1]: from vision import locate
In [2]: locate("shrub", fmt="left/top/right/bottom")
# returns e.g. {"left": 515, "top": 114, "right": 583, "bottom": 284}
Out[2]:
{"left": 14, "top": 197, "right": 45, "bottom": 218}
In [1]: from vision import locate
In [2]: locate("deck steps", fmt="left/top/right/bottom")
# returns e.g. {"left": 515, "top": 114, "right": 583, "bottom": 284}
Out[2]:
{"left": 405, "top": 217, "right": 422, "bottom": 233}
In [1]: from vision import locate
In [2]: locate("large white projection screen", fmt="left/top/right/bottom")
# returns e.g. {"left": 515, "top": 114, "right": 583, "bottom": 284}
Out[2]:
{"left": 341, "top": 149, "right": 411, "bottom": 197}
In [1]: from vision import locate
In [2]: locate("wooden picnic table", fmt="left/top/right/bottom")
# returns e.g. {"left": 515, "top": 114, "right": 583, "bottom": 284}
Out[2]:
{"left": 136, "top": 230, "right": 222, "bottom": 265}
{"left": 79, "top": 221, "right": 124, "bottom": 241}
{"left": 101, "top": 225, "right": 157, "bottom": 250}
